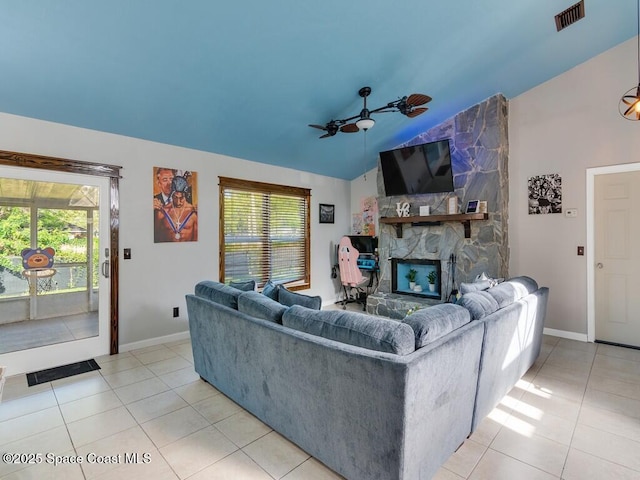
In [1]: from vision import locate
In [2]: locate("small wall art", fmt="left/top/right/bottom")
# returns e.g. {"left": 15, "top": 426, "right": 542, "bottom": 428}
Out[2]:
{"left": 528, "top": 173, "right": 562, "bottom": 214}
{"left": 319, "top": 203, "right": 335, "bottom": 224}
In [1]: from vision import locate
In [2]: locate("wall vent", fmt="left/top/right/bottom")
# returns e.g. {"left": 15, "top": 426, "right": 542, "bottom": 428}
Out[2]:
{"left": 555, "top": 1, "right": 585, "bottom": 31}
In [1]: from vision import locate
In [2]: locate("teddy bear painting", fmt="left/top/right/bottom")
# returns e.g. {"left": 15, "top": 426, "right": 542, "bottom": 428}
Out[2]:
{"left": 21, "top": 247, "right": 56, "bottom": 270}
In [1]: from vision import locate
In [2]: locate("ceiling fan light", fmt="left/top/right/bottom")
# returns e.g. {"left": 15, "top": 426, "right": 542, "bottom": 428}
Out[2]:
{"left": 619, "top": 0, "right": 640, "bottom": 120}
{"left": 619, "top": 85, "right": 640, "bottom": 120}
{"left": 356, "top": 117, "right": 375, "bottom": 130}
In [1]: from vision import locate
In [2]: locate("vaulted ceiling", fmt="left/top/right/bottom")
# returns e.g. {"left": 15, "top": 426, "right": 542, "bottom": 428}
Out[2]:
{"left": 0, "top": 1, "right": 636, "bottom": 179}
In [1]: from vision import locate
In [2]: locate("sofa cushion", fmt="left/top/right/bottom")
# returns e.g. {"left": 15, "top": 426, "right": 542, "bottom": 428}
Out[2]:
{"left": 278, "top": 286, "right": 322, "bottom": 310}
{"left": 402, "top": 304, "right": 471, "bottom": 348}
{"left": 261, "top": 280, "right": 279, "bottom": 301}
{"left": 229, "top": 280, "right": 256, "bottom": 291}
{"left": 194, "top": 281, "right": 242, "bottom": 309}
{"left": 458, "top": 291, "right": 500, "bottom": 320}
{"left": 459, "top": 280, "right": 492, "bottom": 295}
{"left": 238, "top": 291, "right": 287, "bottom": 324}
{"left": 484, "top": 276, "right": 539, "bottom": 309}
{"left": 282, "top": 305, "right": 415, "bottom": 355}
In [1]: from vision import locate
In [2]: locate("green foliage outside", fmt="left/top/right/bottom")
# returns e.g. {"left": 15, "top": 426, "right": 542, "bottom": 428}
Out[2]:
{"left": 0, "top": 206, "right": 99, "bottom": 287}
{"left": 223, "top": 190, "right": 306, "bottom": 285}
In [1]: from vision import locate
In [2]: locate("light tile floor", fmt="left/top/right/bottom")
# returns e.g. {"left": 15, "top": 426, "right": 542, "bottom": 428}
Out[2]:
{"left": 1, "top": 334, "right": 640, "bottom": 479}
{"left": 0, "top": 312, "right": 98, "bottom": 354}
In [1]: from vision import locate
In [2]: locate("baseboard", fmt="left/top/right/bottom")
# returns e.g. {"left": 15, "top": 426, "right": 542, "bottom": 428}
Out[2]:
{"left": 543, "top": 328, "right": 589, "bottom": 342}
{"left": 119, "top": 330, "right": 191, "bottom": 352}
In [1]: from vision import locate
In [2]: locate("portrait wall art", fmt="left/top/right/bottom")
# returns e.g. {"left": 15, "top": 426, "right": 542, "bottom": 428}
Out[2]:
{"left": 153, "top": 167, "right": 198, "bottom": 242}
{"left": 528, "top": 173, "right": 562, "bottom": 215}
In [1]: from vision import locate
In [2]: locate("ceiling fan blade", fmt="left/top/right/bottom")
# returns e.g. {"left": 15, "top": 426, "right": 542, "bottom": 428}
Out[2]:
{"left": 319, "top": 132, "right": 332, "bottom": 139}
{"left": 624, "top": 99, "right": 640, "bottom": 116}
{"left": 309, "top": 124, "right": 328, "bottom": 131}
{"left": 340, "top": 123, "right": 359, "bottom": 133}
{"left": 406, "top": 107, "right": 428, "bottom": 118}
{"left": 406, "top": 94, "right": 432, "bottom": 106}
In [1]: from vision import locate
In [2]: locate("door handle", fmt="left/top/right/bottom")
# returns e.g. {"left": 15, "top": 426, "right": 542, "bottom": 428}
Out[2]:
{"left": 596, "top": 262, "right": 604, "bottom": 269}
{"left": 101, "top": 260, "right": 110, "bottom": 278}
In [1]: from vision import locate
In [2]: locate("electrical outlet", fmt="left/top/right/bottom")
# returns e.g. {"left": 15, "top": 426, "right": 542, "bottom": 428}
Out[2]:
{"left": 565, "top": 208, "right": 578, "bottom": 218}
{"left": 172, "top": 307, "right": 179, "bottom": 318}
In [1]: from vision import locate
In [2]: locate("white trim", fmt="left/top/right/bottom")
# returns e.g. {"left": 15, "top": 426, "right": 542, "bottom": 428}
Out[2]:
{"left": 586, "top": 162, "right": 640, "bottom": 343}
{"left": 119, "top": 331, "right": 190, "bottom": 352}
{"left": 543, "top": 328, "right": 589, "bottom": 342}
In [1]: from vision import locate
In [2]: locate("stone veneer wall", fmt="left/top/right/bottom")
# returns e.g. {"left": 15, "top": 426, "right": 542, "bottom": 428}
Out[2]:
{"left": 373, "top": 94, "right": 509, "bottom": 308}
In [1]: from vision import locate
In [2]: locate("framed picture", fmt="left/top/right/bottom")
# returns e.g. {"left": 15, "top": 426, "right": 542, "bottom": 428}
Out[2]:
{"left": 528, "top": 173, "right": 562, "bottom": 214}
{"left": 319, "top": 203, "right": 335, "bottom": 224}
{"left": 465, "top": 200, "right": 479, "bottom": 214}
{"left": 153, "top": 167, "right": 198, "bottom": 243}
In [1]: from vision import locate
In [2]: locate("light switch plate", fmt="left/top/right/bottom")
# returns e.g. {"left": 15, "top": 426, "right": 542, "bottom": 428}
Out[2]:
{"left": 565, "top": 208, "right": 578, "bottom": 218}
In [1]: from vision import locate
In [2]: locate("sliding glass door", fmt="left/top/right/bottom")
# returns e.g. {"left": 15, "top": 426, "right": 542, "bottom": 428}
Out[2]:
{"left": 0, "top": 165, "right": 111, "bottom": 374}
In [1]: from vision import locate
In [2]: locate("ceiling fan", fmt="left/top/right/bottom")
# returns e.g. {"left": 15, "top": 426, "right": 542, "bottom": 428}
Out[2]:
{"left": 309, "top": 86, "right": 432, "bottom": 139}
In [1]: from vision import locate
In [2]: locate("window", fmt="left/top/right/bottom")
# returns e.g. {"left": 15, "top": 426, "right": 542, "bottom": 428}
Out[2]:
{"left": 219, "top": 177, "right": 311, "bottom": 290}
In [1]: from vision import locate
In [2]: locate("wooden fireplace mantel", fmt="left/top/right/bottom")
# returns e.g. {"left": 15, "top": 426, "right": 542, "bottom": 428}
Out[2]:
{"left": 379, "top": 213, "right": 489, "bottom": 239}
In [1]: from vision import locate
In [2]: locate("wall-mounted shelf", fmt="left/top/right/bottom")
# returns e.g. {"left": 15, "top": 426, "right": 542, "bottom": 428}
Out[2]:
{"left": 379, "top": 213, "right": 489, "bottom": 238}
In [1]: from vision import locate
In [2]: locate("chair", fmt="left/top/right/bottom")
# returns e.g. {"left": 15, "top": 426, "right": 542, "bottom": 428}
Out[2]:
{"left": 338, "top": 236, "right": 369, "bottom": 310}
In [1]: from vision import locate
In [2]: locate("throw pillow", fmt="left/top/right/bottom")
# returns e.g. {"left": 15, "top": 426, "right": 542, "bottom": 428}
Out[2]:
{"left": 261, "top": 280, "right": 279, "bottom": 301}
{"left": 229, "top": 280, "right": 256, "bottom": 291}
{"left": 459, "top": 280, "right": 492, "bottom": 295}
{"left": 194, "top": 281, "right": 243, "bottom": 309}
{"left": 485, "top": 276, "right": 539, "bottom": 308}
{"left": 402, "top": 304, "right": 471, "bottom": 348}
{"left": 282, "top": 305, "right": 415, "bottom": 355}
{"left": 278, "top": 286, "right": 322, "bottom": 310}
{"left": 238, "top": 291, "right": 287, "bottom": 324}
{"left": 457, "top": 291, "right": 500, "bottom": 320}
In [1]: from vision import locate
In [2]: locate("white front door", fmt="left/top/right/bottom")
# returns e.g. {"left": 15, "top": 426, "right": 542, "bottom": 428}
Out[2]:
{"left": 0, "top": 166, "right": 111, "bottom": 374}
{"left": 594, "top": 171, "right": 640, "bottom": 347}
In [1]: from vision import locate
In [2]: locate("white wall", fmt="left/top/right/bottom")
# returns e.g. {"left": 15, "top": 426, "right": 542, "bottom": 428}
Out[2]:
{"left": 509, "top": 36, "right": 640, "bottom": 336}
{"left": 0, "top": 112, "right": 351, "bottom": 346}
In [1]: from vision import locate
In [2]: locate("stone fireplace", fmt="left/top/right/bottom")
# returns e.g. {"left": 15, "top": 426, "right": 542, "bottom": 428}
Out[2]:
{"left": 367, "top": 94, "right": 509, "bottom": 319}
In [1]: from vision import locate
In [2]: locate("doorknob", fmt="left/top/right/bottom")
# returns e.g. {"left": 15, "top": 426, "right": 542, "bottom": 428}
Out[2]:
{"left": 596, "top": 262, "right": 604, "bottom": 269}
{"left": 101, "top": 260, "right": 110, "bottom": 278}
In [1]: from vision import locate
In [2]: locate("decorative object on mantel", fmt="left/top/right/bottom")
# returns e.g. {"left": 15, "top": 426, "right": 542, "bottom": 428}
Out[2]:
{"left": 396, "top": 202, "right": 411, "bottom": 217}
{"left": 465, "top": 200, "right": 480, "bottom": 214}
{"left": 528, "top": 174, "right": 562, "bottom": 214}
{"left": 478, "top": 201, "right": 488, "bottom": 214}
{"left": 447, "top": 195, "right": 458, "bottom": 214}
{"left": 619, "top": 0, "right": 640, "bottom": 120}
{"left": 419, "top": 205, "right": 430, "bottom": 216}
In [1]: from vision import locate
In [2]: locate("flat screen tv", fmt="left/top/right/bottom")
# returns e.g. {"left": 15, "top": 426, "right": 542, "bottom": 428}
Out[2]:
{"left": 379, "top": 139, "right": 454, "bottom": 196}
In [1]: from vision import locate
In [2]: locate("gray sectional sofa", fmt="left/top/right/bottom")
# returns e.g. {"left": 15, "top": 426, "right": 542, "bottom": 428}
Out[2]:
{"left": 186, "top": 276, "right": 548, "bottom": 480}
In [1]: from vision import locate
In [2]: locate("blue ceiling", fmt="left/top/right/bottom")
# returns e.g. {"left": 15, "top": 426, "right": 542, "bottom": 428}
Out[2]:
{"left": 0, "top": 1, "right": 636, "bottom": 180}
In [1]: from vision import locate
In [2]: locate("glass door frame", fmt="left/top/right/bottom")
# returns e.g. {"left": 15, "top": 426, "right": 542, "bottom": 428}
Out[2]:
{"left": 0, "top": 149, "right": 121, "bottom": 356}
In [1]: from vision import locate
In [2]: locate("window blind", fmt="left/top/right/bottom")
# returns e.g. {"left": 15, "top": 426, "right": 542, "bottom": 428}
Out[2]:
{"left": 219, "top": 177, "right": 310, "bottom": 289}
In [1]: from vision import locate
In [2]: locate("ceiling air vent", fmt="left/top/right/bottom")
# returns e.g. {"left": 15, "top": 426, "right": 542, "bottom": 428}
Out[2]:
{"left": 555, "top": 0, "right": 585, "bottom": 32}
